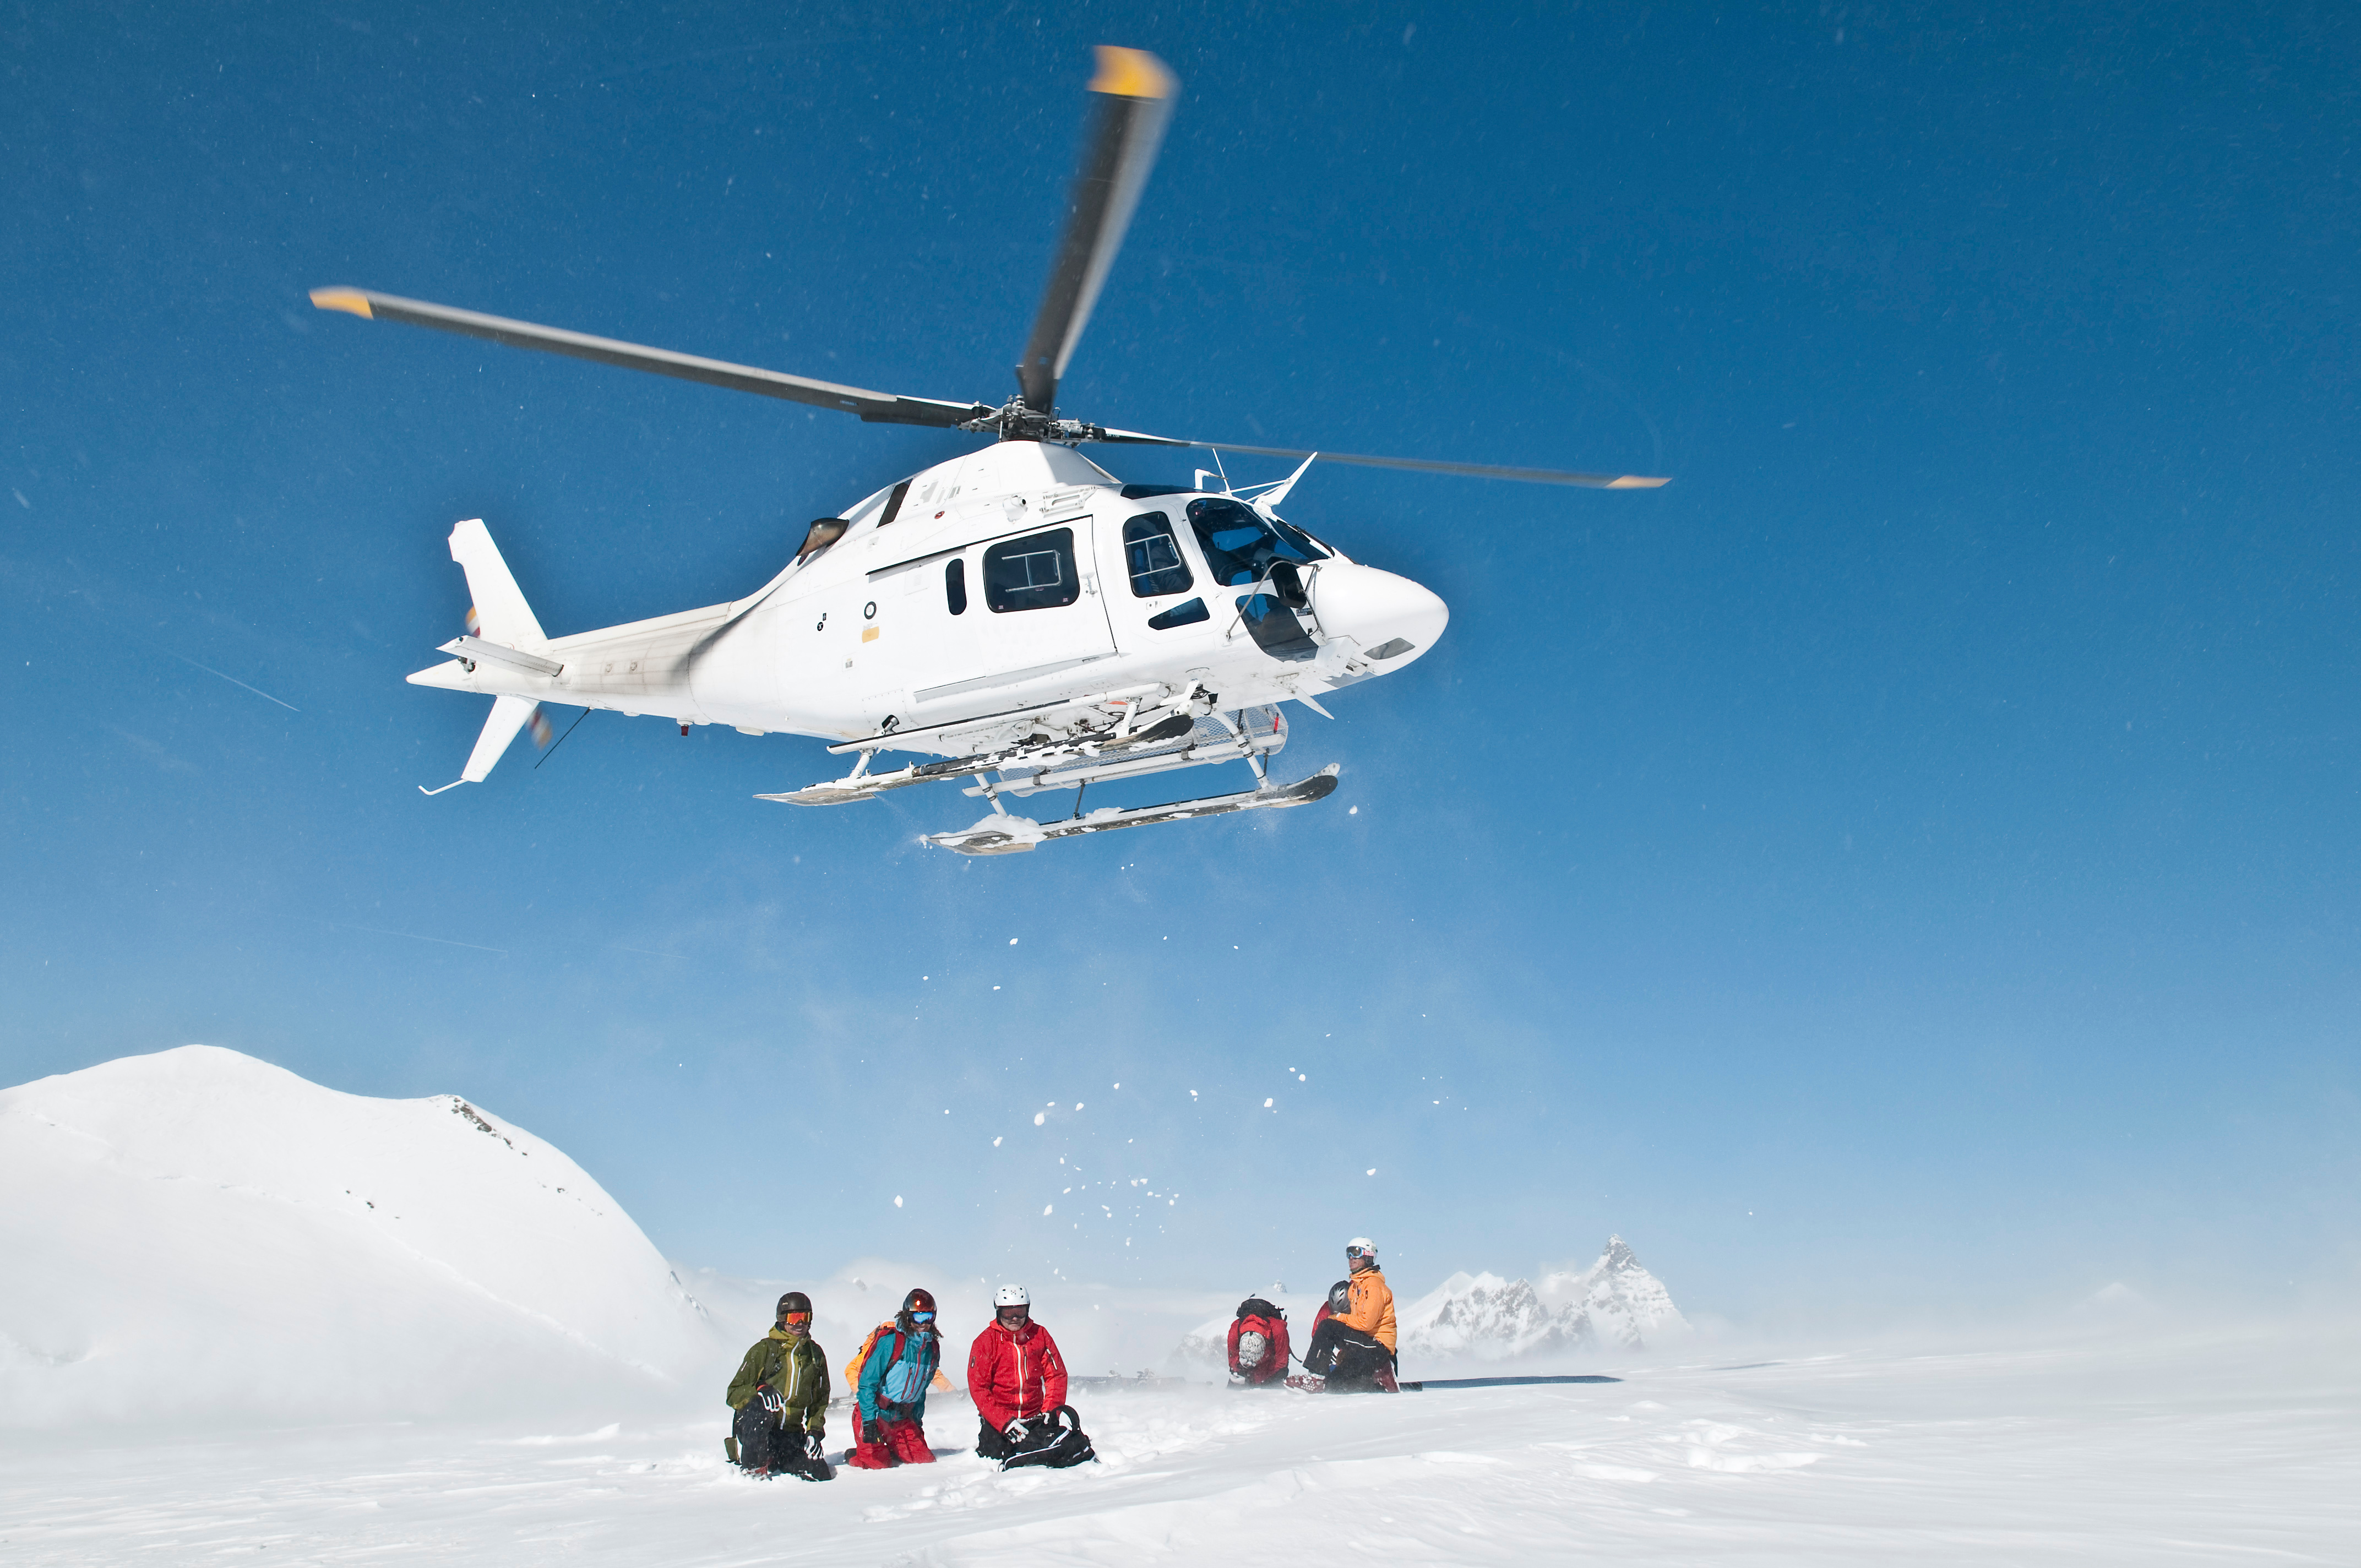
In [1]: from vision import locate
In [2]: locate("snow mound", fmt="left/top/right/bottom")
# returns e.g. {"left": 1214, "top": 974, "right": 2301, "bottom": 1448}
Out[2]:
{"left": 0, "top": 1046, "right": 726, "bottom": 1428}
{"left": 1397, "top": 1238, "right": 1691, "bottom": 1363}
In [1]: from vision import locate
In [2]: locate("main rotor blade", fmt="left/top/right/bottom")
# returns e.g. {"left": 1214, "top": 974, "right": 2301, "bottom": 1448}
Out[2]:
{"left": 308, "top": 288, "right": 989, "bottom": 428}
{"left": 1086, "top": 427, "right": 1671, "bottom": 489}
{"left": 1015, "top": 47, "right": 1178, "bottom": 414}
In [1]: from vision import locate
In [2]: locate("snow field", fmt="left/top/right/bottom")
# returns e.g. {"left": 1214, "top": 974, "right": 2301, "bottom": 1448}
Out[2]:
{"left": 1, "top": 1329, "right": 2351, "bottom": 1565}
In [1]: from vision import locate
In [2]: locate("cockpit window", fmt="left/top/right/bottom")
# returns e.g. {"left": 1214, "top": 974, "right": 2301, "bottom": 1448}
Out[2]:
{"left": 1184, "top": 497, "right": 1329, "bottom": 587}
{"left": 1122, "top": 511, "right": 1194, "bottom": 597}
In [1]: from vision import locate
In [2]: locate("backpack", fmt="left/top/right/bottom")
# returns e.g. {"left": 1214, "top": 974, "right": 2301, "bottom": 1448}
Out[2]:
{"left": 997, "top": 1404, "right": 1096, "bottom": 1471}
{"left": 845, "top": 1321, "right": 952, "bottom": 1395}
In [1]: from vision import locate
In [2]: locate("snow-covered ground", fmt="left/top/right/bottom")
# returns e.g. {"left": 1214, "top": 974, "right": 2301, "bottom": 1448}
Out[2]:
{"left": 7, "top": 1049, "right": 2353, "bottom": 1562}
{"left": 2, "top": 1327, "right": 2351, "bottom": 1565}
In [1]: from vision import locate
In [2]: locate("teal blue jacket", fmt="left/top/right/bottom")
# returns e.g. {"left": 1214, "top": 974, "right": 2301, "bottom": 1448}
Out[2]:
{"left": 856, "top": 1321, "right": 942, "bottom": 1425}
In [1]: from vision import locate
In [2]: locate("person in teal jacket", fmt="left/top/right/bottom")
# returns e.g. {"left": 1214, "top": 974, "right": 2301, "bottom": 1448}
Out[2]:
{"left": 848, "top": 1287, "right": 943, "bottom": 1469}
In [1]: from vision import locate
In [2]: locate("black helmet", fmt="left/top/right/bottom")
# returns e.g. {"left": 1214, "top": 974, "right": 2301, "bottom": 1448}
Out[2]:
{"left": 1328, "top": 1280, "right": 1352, "bottom": 1312}
{"left": 777, "top": 1291, "right": 812, "bottom": 1317}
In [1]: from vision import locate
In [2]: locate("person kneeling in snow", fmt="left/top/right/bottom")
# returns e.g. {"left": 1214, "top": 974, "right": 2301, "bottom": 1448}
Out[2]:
{"left": 847, "top": 1288, "right": 944, "bottom": 1469}
{"left": 1227, "top": 1297, "right": 1291, "bottom": 1387}
{"left": 969, "top": 1284, "right": 1088, "bottom": 1466}
{"left": 1301, "top": 1237, "right": 1399, "bottom": 1392}
{"left": 725, "top": 1291, "right": 834, "bottom": 1479}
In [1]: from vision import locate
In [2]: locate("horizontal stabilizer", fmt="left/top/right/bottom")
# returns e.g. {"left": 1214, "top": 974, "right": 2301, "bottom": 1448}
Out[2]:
{"left": 438, "top": 635, "right": 563, "bottom": 678}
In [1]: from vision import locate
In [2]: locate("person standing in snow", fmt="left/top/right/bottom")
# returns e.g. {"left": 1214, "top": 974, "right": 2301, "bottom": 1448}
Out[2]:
{"left": 724, "top": 1291, "right": 834, "bottom": 1479}
{"left": 967, "top": 1284, "right": 1072, "bottom": 1460}
{"left": 1301, "top": 1237, "right": 1398, "bottom": 1392}
{"left": 848, "top": 1287, "right": 944, "bottom": 1468}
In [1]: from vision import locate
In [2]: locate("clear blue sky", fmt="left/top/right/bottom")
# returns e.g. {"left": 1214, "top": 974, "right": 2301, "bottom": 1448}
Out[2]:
{"left": 4, "top": 2, "right": 2355, "bottom": 1327}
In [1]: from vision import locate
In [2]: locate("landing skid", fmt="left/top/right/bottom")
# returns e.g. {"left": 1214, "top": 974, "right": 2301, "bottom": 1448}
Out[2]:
{"left": 927, "top": 765, "right": 1339, "bottom": 856}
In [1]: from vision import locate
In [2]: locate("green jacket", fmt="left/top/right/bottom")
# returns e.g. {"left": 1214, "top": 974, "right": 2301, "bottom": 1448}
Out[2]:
{"left": 726, "top": 1329, "right": 831, "bottom": 1434}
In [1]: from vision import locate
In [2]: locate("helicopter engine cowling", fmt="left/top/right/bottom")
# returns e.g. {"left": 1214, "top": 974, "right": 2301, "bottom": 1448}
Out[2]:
{"left": 1305, "top": 560, "right": 1449, "bottom": 669}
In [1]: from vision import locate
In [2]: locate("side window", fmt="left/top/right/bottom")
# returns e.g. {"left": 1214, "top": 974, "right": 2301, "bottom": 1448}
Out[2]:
{"left": 944, "top": 557, "right": 968, "bottom": 616}
{"left": 1122, "top": 511, "right": 1194, "bottom": 598}
{"left": 982, "top": 528, "right": 1079, "bottom": 613}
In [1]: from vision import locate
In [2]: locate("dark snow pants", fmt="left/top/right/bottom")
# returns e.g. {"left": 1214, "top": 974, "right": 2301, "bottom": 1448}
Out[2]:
{"left": 732, "top": 1403, "right": 830, "bottom": 1478}
{"left": 1304, "top": 1319, "right": 1395, "bottom": 1391}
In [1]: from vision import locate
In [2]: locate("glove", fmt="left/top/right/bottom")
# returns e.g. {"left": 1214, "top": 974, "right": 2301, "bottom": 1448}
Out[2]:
{"left": 1003, "top": 1418, "right": 1030, "bottom": 1442}
{"left": 806, "top": 1430, "right": 828, "bottom": 1460}
{"left": 757, "top": 1386, "right": 785, "bottom": 1416}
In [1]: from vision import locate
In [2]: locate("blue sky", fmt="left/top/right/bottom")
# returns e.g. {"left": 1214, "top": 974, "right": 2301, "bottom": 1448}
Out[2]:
{"left": 4, "top": 2, "right": 2355, "bottom": 1327}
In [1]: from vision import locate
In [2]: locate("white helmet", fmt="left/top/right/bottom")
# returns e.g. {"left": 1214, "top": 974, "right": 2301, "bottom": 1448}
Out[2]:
{"left": 1345, "top": 1237, "right": 1377, "bottom": 1259}
{"left": 994, "top": 1283, "right": 1030, "bottom": 1307}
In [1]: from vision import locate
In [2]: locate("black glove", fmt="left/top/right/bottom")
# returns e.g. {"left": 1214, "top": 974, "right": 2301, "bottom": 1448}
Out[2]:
{"left": 807, "top": 1430, "right": 828, "bottom": 1459}
{"left": 1003, "top": 1417, "right": 1030, "bottom": 1442}
{"left": 757, "top": 1385, "right": 784, "bottom": 1416}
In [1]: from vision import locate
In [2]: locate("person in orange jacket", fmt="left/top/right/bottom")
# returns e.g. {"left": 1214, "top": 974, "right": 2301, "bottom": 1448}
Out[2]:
{"left": 1301, "top": 1237, "right": 1398, "bottom": 1392}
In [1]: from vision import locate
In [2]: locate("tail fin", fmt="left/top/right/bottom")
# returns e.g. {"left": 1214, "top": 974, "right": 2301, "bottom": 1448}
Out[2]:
{"left": 449, "top": 519, "right": 547, "bottom": 648}
{"left": 420, "top": 695, "right": 539, "bottom": 795}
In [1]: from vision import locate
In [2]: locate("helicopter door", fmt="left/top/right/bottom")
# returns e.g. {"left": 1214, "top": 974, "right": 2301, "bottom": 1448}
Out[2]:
{"left": 907, "top": 521, "right": 1116, "bottom": 710}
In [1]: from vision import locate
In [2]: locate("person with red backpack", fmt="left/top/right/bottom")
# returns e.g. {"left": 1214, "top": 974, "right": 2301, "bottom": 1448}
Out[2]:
{"left": 1226, "top": 1297, "right": 1291, "bottom": 1387}
{"left": 967, "top": 1284, "right": 1086, "bottom": 1464}
{"left": 847, "top": 1287, "right": 944, "bottom": 1468}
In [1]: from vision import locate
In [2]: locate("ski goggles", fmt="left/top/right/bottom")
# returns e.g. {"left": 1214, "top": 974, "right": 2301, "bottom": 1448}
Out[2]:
{"left": 781, "top": 1311, "right": 812, "bottom": 1327}
{"left": 1345, "top": 1245, "right": 1376, "bottom": 1261}
{"left": 910, "top": 1310, "right": 935, "bottom": 1324}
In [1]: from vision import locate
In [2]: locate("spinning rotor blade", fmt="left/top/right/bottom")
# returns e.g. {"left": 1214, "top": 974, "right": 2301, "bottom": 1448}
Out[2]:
{"left": 1015, "top": 47, "right": 1179, "bottom": 414}
{"left": 307, "top": 288, "right": 988, "bottom": 428}
{"left": 1087, "top": 427, "right": 1671, "bottom": 489}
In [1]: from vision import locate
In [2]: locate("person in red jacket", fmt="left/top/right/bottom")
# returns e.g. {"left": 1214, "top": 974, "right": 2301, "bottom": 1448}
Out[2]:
{"left": 1226, "top": 1297, "right": 1291, "bottom": 1387}
{"left": 967, "top": 1283, "right": 1071, "bottom": 1461}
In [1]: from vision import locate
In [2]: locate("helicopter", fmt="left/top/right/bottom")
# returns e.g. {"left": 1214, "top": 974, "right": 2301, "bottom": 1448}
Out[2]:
{"left": 312, "top": 46, "right": 1664, "bottom": 855}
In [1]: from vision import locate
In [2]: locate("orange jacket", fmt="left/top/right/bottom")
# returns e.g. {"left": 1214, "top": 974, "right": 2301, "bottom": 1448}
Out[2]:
{"left": 1336, "top": 1265, "right": 1396, "bottom": 1353}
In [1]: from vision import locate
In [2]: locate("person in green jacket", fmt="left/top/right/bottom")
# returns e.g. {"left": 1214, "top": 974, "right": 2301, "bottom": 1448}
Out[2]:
{"left": 726, "top": 1291, "right": 834, "bottom": 1480}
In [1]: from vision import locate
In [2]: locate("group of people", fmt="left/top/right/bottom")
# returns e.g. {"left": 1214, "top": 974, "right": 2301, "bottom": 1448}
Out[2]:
{"left": 723, "top": 1235, "right": 1398, "bottom": 1481}
{"left": 724, "top": 1282, "right": 1085, "bottom": 1481}
{"left": 1227, "top": 1235, "right": 1400, "bottom": 1392}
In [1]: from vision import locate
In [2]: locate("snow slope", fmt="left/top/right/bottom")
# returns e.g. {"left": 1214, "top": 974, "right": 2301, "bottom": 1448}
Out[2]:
{"left": 0, "top": 1327, "right": 2348, "bottom": 1565}
{"left": 0, "top": 1046, "right": 725, "bottom": 1427}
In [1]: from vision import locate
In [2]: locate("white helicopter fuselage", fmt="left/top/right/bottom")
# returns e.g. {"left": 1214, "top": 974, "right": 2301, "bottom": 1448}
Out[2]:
{"left": 409, "top": 440, "right": 1448, "bottom": 769}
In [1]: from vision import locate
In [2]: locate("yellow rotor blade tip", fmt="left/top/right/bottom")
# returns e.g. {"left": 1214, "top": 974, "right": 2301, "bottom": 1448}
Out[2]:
{"left": 1607, "top": 475, "right": 1671, "bottom": 488}
{"left": 1090, "top": 46, "right": 1176, "bottom": 100}
{"left": 309, "top": 287, "right": 373, "bottom": 319}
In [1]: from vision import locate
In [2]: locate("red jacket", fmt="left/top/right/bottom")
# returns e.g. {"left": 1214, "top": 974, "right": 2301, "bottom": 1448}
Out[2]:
{"left": 966, "top": 1319, "right": 1069, "bottom": 1430}
{"left": 1226, "top": 1310, "right": 1290, "bottom": 1384}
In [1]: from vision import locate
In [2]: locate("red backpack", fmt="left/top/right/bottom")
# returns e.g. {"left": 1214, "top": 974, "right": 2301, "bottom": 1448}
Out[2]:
{"left": 1227, "top": 1297, "right": 1291, "bottom": 1384}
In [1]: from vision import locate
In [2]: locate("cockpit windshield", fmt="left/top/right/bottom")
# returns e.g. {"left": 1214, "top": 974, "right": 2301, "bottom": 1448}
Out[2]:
{"left": 1185, "top": 498, "right": 1330, "bottom": 587}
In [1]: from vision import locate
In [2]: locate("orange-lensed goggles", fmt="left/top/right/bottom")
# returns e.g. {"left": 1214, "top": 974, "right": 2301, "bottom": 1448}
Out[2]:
{"left": 781, "top": 1311, "right": 812, "bottom": 1326}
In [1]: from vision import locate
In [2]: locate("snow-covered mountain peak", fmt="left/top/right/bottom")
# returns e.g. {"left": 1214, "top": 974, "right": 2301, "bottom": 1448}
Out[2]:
{"left": 1, "top": 1046, "right": 727, "bottom": 1427}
